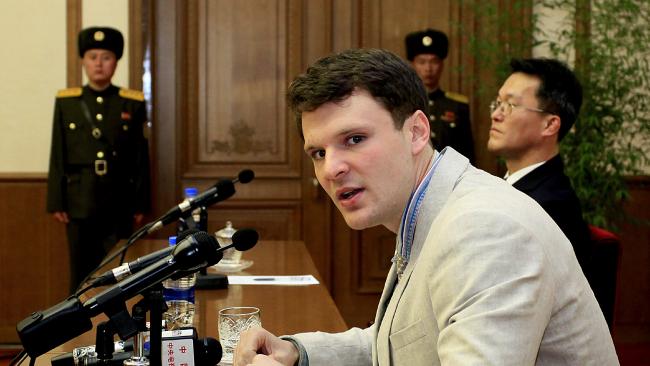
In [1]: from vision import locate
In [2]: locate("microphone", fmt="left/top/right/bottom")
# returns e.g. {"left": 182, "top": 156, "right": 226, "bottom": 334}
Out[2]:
{"left": 196, "top": 337, "right": 223, "bottom": 366}
{"left": 146, "top": 170, "right": 255, "bottom": 234}
{"left": 78, "top": 170, "right": 255, "bottom": 295}
{"left": 84, "top": 231, "right": 221, "bottom": 316}
{"left": 179, "top": 228, "right": 259, "bottom": 286}
{"left": 90, "top": 229, "right": 200, "bottom": 288}
{"left": 16, "top": 231, "right": 221, "bottom": 359}
{"left": 91, "top": 228, "right": 258, "bottom": 287}
{"left": 219, "top": 228, "right": 259, "bottom": 252}
{"left": 91, "top": 246, "right": 174, "bottom": 287}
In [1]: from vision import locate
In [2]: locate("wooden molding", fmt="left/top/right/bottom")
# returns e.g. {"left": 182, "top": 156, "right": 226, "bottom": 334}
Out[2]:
{"left": 128, "top": 0, "right": 149, "bottom": 90}
{"left": 66, "top": 0, "right": 82, "bottom": 87}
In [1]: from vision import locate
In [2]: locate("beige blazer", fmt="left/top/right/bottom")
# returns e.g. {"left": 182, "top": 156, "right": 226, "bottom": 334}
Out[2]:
{"left": 292, "top": 148, "right": 618, "bottom": 365}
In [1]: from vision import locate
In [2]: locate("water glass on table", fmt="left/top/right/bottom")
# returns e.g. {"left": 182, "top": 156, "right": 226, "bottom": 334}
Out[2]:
{"left": 218, "top": 306, "right": 262, "bottom": 364}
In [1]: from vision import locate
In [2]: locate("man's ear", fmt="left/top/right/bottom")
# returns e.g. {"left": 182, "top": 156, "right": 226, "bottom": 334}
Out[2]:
{"left": 407, "top": 110, "right": 431, "bottom": 154}
{"left": 542, "top": 115, "right": 561, "bottom": 137}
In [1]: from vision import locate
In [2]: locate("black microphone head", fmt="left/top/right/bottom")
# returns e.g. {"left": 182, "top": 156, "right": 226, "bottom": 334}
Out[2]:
{"left": 177, "top": 228, "right": 201, "bottom": 242}
{"left": 194, "top": 337, "right": 222, "bottom": 366}
{"left": 173, "top": 231, "right": 222, "bottom": 269}
{"left": 232, "top": 228, "right": 259, "bottom": 251}
{"left": 237, "top": 169, "right": 255, "bottom": 184}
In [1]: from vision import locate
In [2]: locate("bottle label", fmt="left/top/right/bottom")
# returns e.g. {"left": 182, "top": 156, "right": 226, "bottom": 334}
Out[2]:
{"left": 163, "top": 287, "right": 196, "bottom": 303}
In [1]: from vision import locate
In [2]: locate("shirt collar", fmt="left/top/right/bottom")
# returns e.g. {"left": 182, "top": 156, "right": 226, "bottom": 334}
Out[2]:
{"left": 504, "top": 160, "right": 546, "bottom": 185}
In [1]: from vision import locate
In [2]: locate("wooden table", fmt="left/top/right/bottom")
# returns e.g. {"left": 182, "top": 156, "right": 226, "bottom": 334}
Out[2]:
{"left": 30, "top": 240, "right": 347, "bottom": 364}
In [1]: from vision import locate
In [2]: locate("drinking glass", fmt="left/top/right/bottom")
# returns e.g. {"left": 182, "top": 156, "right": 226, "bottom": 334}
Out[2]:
{"left": 218, "top": 306, "right": 261, "bottom": 364}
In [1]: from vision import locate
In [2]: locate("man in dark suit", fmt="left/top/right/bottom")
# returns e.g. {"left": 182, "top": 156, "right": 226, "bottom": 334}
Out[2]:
{"left": 486, "top": 58, "right": 591, "bottom": 271}
{"left": 46, "top": 26, "right": 151, "bottom": 293}
{"left": 405, "top": 28, "right": 475, "bottom": 163}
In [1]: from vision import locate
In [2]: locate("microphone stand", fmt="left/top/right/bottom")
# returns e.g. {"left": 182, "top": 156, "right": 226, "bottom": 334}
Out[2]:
{"left": 182, "top": 208, "right": 228, "bottom": 290}
{"left": 122, "top": 284, "right": 166, "bottom": 366}
{"left": 148, "top": 285, "right": 165, "bottom": 366}
{"left": 124, "top": 301, "right": 150, "bottom": 366}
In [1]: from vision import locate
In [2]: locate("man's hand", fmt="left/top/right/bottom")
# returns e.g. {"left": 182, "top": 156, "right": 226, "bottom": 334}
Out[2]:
{"left": 52, "top": 211, "right": 69, "bottom": 224}
{"left": 246, "top": 354, "right": 285, "bottom": 366}
{"left": 234, "top": 327, "right": 299, "bottom": 366}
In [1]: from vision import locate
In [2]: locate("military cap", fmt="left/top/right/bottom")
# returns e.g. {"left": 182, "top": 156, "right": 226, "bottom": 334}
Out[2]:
{"left": 405, "top": 28, "right": 449, "bottom": 61}
{"left": 78, "top": 27, "right": 124, "bottom": 59}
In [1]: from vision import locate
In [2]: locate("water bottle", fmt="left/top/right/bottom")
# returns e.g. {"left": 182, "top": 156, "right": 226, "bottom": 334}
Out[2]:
{"left": 162, "top": 236, "right": 197, "bottom": 330}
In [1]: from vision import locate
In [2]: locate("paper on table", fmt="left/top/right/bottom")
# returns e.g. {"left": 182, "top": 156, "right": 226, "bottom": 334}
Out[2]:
{"left": 227, "top": 275, "right": 319, "bottom": 286}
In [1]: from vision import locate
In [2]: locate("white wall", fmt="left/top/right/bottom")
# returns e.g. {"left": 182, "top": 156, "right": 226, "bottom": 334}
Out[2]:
{"left": 0, "top": 0, "right": 129, "bottom": 173}
{"left": 532, "top": 4, "right": 572, "bottom": 61}
{"left": 0, "top": 0, "right": 66, "bottom": 173}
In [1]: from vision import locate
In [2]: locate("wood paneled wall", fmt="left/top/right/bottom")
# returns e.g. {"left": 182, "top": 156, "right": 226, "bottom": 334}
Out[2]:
{"left": 0, "top": 175, "right": 69, "bottom": 344}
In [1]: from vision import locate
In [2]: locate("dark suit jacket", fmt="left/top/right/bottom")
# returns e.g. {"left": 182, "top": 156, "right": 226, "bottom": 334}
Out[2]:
{"left": 511, "top": 154, "right": 591, "bottom": 270}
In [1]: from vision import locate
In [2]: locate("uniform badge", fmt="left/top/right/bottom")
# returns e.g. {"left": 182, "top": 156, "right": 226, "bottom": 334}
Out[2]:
{"left": 68, "top": 122, "right": 76, "bottom": 130}
{"left": 441, "top": 111, "right": 456, "bottom": 124}
{"left": 94, "top": 31, "right": 105, "bottom": 41}
{"left": 121, "top": 112, "right": 132, "bottom": 120}
{"left": 422, "top": 36, "right": 432, "bottom": 46}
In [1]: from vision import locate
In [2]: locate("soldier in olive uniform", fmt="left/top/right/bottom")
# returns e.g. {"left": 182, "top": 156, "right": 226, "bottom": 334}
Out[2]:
{"left": 46, "top": 27, "right": 151, "bottom": 294}
{"left": 405, "top": 28, "right": 475, "bottom": 163}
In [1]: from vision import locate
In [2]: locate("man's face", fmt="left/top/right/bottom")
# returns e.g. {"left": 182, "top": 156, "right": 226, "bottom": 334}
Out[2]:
{"left": 411, "top": 54, "right": 444, "bottom": 91}
{"left": 82, "top": 49, "right": 118, "bottom": 87}
{"left": 487, "top": 72, "right": 548, "bottom": 159}
{"left": 302, "top": 90, "right": 416, "bottom": 231}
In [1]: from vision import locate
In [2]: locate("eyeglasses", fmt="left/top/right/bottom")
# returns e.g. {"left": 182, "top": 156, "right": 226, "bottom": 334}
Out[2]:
{"left": 489, "top": 99, "right": 548, "bottom": 116}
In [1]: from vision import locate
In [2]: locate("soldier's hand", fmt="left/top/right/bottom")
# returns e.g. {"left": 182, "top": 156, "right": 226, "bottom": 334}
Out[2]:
{"left": 53, "top": 211, "right": 69, "bottom": 224}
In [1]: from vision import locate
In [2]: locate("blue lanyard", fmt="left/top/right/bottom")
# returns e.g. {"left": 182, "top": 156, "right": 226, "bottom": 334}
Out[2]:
{"left": 396, "top": 151, "right": 443, "bottom": 263}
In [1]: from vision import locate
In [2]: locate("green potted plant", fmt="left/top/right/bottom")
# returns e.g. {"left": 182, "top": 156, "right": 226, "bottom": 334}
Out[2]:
{"left": 540, "top": 0, "right": 650, "bottom": 229}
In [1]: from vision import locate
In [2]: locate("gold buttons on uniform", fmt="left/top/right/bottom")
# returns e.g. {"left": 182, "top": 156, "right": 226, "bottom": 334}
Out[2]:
{"left": 68, "top": 122, "right": 76, "bottom": 130}
{"left": 429, "top": 115, "right": 436, "bottom": 121}
{"left": 97, "top": 151, "right": 105, "bottom": 158}
{"left": 92, "top": 127, "right": 102, "bottom": 139}
{"left": 431, "top": 132, "right": 437, "bottom": 138}
{"left": 96, "top": 96, "right": 104, "bottom": 104}
{"left": 96, "top": 113, "right": 103, "bottom": 121}
{"left": 428, "top": 100, "right": 434, "bottom": 106}
{"left": 122, "top": 124, "right": 129, "bottom": 131}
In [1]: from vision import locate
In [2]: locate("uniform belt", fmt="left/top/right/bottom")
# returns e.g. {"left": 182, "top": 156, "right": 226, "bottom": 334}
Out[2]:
{"left": 67, "top": 161, "right": 110, "bottom": 176}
